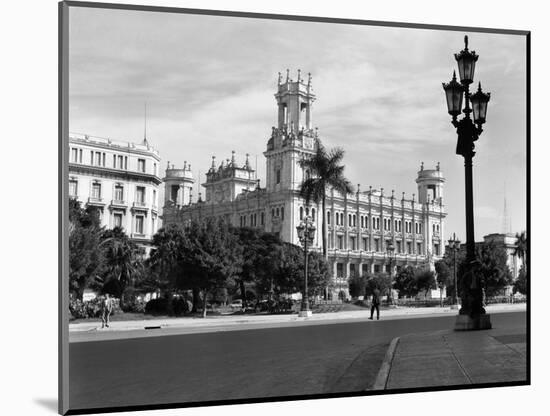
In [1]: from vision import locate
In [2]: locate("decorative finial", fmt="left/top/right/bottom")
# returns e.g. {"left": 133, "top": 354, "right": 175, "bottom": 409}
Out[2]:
{"left": 211, "top": 156, "right": 216, "bottom": 168}
{"left": 421, "top": 161, "right": 424, "bottom": 171}
{"left": 167, "top": 160, "right": 170, "bottom": 169}
{"left": 188, "top": 163, "right": 191, "bottom": 171}
{"left": 402, "top": 192, "right": 405, "bottom": 201}
{"left": 308, "top": 72, "right": 312, "bottom": 85}
{"left": 198, "top": 192, "right": 202, "bottom": 202}
{"left": 437, "top": 161, "right": 440, "bottom": 171}
{"left": 297, "top": 69, "right": 301, "bottom": 82}
{"left": 381, "top": 187, "right": 384, "bottom": 195}
{"left": 464, "top": 35, "right": 469, "bottom": 50}
{"left": 183, "top": 161, "right": 187, "bottom": 170}
{"left": 412, "top": 193, "right": 416, "bottom": 202}
{"left": 392, "top": 189, "right": 395, "bottom": 198}
{"left": 477, "top": 81, "right": 482, "bottom": 92}
{"left": 278, "top": 72, "right": 282, "bottom": 85}
{"left": 231, "top": 150, "right": 236, "bottom": 164}
{"left": 286, "top": 69, "right": 290, "bottom": 82}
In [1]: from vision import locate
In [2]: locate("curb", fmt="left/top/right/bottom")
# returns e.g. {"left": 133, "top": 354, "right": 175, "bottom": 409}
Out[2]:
{"left": 370, "top": 337, "right": 400, "bottom": 390}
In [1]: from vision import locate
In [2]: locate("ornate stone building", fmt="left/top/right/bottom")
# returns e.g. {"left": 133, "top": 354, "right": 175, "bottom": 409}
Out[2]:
{"left": 162, "top": 71, "right": 447, "bottom": 297}
{"left": 68, "top": 133, "right": 162, "bottom": 253}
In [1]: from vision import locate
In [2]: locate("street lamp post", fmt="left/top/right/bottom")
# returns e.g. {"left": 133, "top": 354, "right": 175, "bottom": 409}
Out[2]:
{"left": 297, "top": 215, "right": 316, "bottom": 318}
{"left": 386, "top": 241, "right": 395, "bottom": 305}
{"left": 442, "top": 35, "right": 492, "bottom": 330}
{"left": 448, "top": 233, "right": 461, "bottom": 310}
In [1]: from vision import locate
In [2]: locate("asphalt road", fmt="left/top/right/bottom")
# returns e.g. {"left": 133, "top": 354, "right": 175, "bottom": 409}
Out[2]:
{"left": 69, "top": 311, "right": 526, "bottom": 412}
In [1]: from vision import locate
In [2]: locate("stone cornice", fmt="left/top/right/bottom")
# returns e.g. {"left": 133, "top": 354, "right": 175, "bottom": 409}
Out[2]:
{"left": 68, "top": 163, "right": 162, "bottom": 185}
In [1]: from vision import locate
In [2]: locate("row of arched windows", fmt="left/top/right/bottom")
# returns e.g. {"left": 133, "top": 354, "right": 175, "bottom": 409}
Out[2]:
{"left": 239, "top": 212, "right": 266, "bottom": 228}
{"left": 325, "top": 210, "right": 424, "bottom": 234}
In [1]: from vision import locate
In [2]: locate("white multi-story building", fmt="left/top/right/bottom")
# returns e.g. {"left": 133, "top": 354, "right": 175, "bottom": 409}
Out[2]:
{"left": 68, "top": 133, "right": 162, "bottom": 251}
{"left": 162, "top": 71, "right": 448, "bottom": 298}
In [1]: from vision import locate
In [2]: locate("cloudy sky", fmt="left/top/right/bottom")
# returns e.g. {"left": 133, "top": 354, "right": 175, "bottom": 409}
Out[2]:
{"left": 68, "top": 6, "right": 527, "bottom": 242}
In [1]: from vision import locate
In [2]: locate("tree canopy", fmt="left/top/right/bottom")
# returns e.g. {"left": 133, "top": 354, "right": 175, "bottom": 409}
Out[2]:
{"left": 475, "top": 241, "right": 513, "bottom": 296}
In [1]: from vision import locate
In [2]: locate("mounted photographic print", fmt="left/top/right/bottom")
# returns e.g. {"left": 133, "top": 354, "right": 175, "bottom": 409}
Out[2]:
{"left": 59, "top": 1, "right": 530, "bottom": 414}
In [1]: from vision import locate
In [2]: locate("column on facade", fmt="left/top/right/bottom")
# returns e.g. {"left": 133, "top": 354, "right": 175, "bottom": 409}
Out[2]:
{"left": 368, "top": 187, "right": 373, "bottom": 254}
{"left": 343, "top": 193, "right": 348, "bottom": 251}
{"left": 380, "top": 188, "right": 385, "bottom": 253}
{"left": 401, "top": 193, "right": 406, "bottom": 256}
{"left": 177, "top": 183, "right": 184, "bottom": 206}
{"left": 412, "top": 195, "right": 417, "bottom": 255}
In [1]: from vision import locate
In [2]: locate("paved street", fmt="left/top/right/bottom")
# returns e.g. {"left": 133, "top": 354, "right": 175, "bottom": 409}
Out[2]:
{"left": 69, "top": 311, "right": 525, "bottom": 412}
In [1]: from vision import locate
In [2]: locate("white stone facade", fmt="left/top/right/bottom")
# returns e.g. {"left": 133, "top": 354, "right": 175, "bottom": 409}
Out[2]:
{"left": 162, "top": 72, "right": 447, "bottom": 297}
{"left": 68, "top": 133, "right": 162, "bottom": 251}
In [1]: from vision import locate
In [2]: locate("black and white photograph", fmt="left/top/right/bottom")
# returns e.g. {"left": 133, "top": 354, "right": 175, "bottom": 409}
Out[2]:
{"left": 9, "top": 0, "right": 550, "bottom": 415}
{"left": 57, "top": 1, "right": 531, "bottom": 414}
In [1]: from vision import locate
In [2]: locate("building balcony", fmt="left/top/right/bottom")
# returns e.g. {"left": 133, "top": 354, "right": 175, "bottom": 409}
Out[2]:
{"left": 110, "top": 199, "right": 127, "bottom": 208}
{"left": 131, "top": 201, "right": 149, "bottom": 213}
{"left": 87, "top": 197, "right": 105, "bottom": 207}
{"left": 130, "top": 232, "right": 148, "bottom": 240}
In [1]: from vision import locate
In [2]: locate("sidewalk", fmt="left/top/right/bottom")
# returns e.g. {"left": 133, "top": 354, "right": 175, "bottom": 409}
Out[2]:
{"left": 372, "top": 325, "right": 527, "bottom": 390}
{"left": 69, "top": 303, "right": 525, "bottom": 342}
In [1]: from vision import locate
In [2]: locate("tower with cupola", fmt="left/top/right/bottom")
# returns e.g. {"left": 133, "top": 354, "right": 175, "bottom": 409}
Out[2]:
{"left": 264, "top": 69, "right": 319, "bottom": 193}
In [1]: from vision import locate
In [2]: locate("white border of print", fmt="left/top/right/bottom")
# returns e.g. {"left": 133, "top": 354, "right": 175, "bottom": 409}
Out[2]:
{"left": 3, "top": 1, "right": 545, "bottom": 416}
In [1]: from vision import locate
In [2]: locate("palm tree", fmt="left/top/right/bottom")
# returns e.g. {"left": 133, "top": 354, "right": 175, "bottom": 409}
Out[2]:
{"left": 299, "top": 140, "right": 354, "bottom": 260}
{"left": 514, "top": 230, "right": 527, "bottom": 270}
{"left": 100, "top": 227, "right": 139, "bottom": 299}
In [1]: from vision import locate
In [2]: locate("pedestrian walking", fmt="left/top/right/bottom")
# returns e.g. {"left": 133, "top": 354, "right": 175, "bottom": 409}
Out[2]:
{"left": 369, "top": 288, "right": 380, "bottom": 320}
{"left": 101, "top": 293, "right": 114, "bottom": 328}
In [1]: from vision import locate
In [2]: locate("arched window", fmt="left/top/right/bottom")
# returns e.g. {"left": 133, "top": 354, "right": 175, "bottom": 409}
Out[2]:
{"left": 340, "top": 213, "right": 344, "bottom": 225}
{"left": 348, "top": 214, "right": 352, "bottom": 226}
{"left": 311, "top": 208, "right": 316, "bottom": 219}
{"left": 305, "top": 207, "right": 309, "bottom": 216}
{"left": 327, "top": 211, "right": 331, "bottom": 225}
{"left": 300, "top": 206, "right": 304, "bottom": 220}
{"left": 276, "top": 207, "right": 280, "bottom": 217}
{"left": 281, "top": 207, "right": 284, "bottom": 220}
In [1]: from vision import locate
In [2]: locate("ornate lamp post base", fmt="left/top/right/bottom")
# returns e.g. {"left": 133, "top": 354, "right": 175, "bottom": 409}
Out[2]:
{"left": 455, "top": 314, "right": 492, "bottom": 331}
{"left": 298, "top": 309, "right": 313, "bottom": 318}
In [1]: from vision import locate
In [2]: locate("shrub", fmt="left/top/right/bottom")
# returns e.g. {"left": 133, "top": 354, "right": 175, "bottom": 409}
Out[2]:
{"left": 145, "top": 298, "right": 170, "bottom": 315}
{"left": 69, "top": 298, "right": 87, "bottom": 320}
{"left": 120, "top": 289, "right": 147, "bottom": 313}
{"left": 172, "top": 296, "right": 189, "bottom": 316}
{"left": 69, "top": 296, "right": 121, "bottom": 319}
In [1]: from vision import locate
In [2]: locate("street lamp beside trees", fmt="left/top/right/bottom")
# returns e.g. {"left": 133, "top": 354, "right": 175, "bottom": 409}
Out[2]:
{"left": 296, "top": 215, "right": 316, "bottom": 317}
{"left": 442, "top": 35, "right": 492, "bottom": 330}
{"left": 448, "top": 233, "right": 461, "bottom": 310}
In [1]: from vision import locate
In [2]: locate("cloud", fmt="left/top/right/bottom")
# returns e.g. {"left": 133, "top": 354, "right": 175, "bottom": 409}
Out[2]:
{"left": 68, "top": 8, "right": 527, "bottom": 239}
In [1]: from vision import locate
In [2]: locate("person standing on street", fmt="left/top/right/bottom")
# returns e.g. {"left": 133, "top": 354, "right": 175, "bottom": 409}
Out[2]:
{"left": 101, "top": 293, "right": 113, "bottom": 328}
{"left": 369, "top": 288, "right": 380, "bottom": 320}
